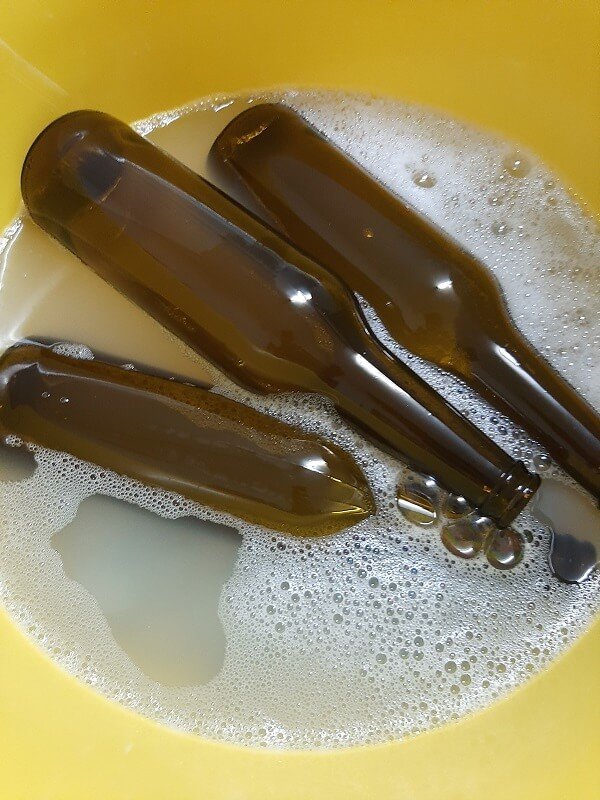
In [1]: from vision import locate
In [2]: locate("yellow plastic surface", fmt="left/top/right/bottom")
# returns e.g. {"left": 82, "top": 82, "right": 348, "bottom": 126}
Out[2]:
{"left": 0, "top": 1, "right": 598, "bottom": 797}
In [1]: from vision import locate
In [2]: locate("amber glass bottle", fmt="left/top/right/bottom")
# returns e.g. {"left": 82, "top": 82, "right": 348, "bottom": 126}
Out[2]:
{"left": 22, "top": 111, "right": 539, "bottom": 525}
{"left": 0, "top": 342, "right": 373, "bottom": 535}
{"left": 209, "top": 103, "right": 599, "bottom": 500}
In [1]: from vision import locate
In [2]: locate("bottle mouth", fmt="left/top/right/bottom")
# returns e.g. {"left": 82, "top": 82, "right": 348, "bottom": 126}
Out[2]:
{"left": 479, "top": 462, "right": 540, "bottom": 527}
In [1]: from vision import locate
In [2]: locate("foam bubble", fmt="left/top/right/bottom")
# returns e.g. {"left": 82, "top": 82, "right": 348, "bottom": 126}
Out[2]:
{"left": 0, "top": 89, "right": 598, "bottom": 750}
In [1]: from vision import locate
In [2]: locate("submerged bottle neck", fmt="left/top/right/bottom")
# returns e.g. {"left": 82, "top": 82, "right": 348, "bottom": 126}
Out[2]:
{"left": 468, "top": 326, "right": 600, "bottom": 500}
{"left": 318, "top": 331, "right": 539, "bottom": 526}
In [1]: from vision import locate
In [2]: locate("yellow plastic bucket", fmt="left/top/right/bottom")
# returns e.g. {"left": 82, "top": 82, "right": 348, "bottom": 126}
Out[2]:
{"left": 0, "top": 1, "right": 598, "bottom": 798}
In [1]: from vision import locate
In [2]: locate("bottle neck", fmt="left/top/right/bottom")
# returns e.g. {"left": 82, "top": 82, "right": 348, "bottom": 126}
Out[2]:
{"left": 469, "top": 327, "right": 600, "bottom": 499}
{"left": 319, "top": 333, "right": 539, "bottom": 526}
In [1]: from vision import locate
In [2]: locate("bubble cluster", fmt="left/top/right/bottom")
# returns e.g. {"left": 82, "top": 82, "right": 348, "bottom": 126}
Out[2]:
{"left": 397, "top": 474, "right": 524, "bottom": 569}
{"left": 50, "top": 341, "right": 95, "bottom": 360}
{"left": 0, "top": 89, "right": 598, "bottom": 750}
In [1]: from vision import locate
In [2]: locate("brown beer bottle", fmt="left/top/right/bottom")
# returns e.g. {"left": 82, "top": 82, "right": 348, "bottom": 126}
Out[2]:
{"left": 21, "top": 111, "right": 539, "bottom": 526}
{"left": 0, "top": 342, "right": 373, "bottom": 536}
{"left": 209, "top": 103, "right": 600, "bottom": 500}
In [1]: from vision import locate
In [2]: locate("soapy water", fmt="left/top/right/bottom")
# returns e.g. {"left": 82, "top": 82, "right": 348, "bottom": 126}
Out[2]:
{"left": 0, "top": 89, "right": 598, "bottom": 749}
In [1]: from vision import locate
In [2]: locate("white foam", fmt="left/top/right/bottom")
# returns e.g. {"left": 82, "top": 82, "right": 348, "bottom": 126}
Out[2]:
{"left": 50, "top": 341, "right": 94, "bottom": 360}
{"left": 0, "top": 89, "right": 598, "bottom": 749}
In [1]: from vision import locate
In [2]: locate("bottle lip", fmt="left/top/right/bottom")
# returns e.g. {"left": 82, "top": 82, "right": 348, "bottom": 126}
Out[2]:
{"left": 479, "top": 462, "right": 540, "bottom": 527}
